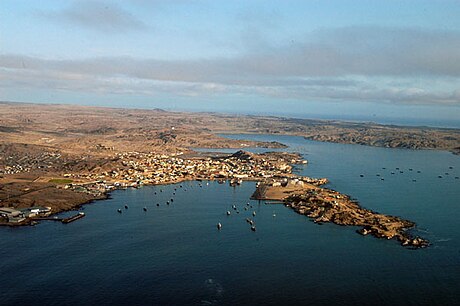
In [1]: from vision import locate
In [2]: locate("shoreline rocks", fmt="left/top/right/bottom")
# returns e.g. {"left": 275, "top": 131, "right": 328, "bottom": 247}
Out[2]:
{"left": 254, "top": 181, "right": 429, "bottom": 249}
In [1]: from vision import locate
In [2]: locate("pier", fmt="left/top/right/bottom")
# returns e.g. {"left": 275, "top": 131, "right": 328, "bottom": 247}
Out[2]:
{"left": 32, "top": 212, "right": 85, "bottom": 224}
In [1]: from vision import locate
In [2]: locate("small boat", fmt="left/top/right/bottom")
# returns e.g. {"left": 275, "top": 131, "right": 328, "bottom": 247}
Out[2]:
{"left": 251, "top": 226, "right": 256, "bottom": 232}
{"left": 360, "top": 174, "right": 364, "bottom": 177}
{"left": 156, "top": 203, "right": 160, "bottom": 206}
{"left": 217, "top": 222, "right": 222, "bottom": 230}
{"left": 252, "top": 211, "right": 256, "bottom": 217}
{"left": 166, "top": 201, "right": 170, "bottom": 205}
{"left": 117, "top": 209, "right": 122, "bottom": 213}
{"left": 143, "top": 207, "right": 147, "bottom": 211}
{"left": 124, "top": 205, "right": 128, "bottom": 209}
{"left": 170, "top": 198, "right": 174, "bottom": 202}
{"left": 226, "top": 211, "right": 231, "bottom": 216}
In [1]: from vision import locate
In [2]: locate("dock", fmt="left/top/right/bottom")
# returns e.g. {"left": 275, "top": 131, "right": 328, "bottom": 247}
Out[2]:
{"left": 61, "top": 212, "right": 85, "bottom": 224}
{"left": 32, "top": 212, "right": 85, "bottom": 224}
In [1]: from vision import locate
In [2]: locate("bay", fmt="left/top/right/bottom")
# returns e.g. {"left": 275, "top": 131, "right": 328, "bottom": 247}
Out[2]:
{"left": 1, "top": 135, "right": 459, "bottom": 305}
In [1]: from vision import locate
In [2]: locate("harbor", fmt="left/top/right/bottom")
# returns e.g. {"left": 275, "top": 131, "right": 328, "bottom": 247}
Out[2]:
{"left": 0, "top": 150, "right": 308, "bottom": 226}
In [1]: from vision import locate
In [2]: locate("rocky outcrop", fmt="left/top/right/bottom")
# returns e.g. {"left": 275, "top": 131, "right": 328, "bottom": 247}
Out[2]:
{"left": 252, "top": 179, "right": 429, "bottom": 249}
{"left": 285, "top": 190, "right": 429, "bottom": 248}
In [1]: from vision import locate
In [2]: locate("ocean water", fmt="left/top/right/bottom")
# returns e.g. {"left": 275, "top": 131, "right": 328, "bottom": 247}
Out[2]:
{"left": 1, "top": 135, "right": 459, "bottom": 306}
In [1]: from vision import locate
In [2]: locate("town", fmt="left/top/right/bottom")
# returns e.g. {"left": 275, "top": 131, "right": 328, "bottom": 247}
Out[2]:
{"left": 56, "top": 150, "right": 308, "bottom": 194}
{"left": 0, "top": 149, "right": 314, "bottom": 225}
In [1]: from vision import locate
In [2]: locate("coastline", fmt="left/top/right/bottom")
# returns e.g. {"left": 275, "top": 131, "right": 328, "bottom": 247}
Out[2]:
{"left": 1, "top": 148, "right": 430, "bottom": 249}
{"left": 0, "top": 103, "right": 447, "bottom": 247}
{"left": 1, "top": 150, "right": 303, "bottom": 224}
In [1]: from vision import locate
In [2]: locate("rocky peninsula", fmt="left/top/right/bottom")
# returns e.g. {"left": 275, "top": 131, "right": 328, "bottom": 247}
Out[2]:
{"left": 253, "top": 180, "right": 429, "bottom": 248}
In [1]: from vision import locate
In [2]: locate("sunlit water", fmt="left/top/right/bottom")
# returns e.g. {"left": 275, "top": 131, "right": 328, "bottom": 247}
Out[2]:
{"left": 1, "top": 135, "right": 459, "bottom": 305}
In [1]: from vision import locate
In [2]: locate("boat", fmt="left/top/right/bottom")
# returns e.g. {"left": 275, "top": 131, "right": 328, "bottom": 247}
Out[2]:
{"left": 229, "top": 179, "right": 242, "bottom": 187}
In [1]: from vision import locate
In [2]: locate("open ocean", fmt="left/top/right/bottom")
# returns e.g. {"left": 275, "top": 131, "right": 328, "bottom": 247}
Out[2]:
{"left": 1, "top": 134, "right": 459, "bottom": 305}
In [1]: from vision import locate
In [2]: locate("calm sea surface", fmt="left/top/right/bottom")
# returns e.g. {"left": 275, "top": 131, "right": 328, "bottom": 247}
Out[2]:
{"left": 1, "top": 135, "right": 459, "bottom": 306}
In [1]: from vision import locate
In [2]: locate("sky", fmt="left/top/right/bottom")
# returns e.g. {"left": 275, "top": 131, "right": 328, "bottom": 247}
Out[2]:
{"left": 1, "top": 0, "right": 460, "bottom": 126}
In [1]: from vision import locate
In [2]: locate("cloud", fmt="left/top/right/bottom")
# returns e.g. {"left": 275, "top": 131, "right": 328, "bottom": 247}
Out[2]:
{"left": 7, "top": 26, "right": 460, "bottom": 79}
{"left": 1, "top": 26, "right": 460, "bottom": 105}
{"left": 39, "top": 1, "right": 147, "bottom": 33}
{"left": 313, "top": 26, "right": 460, "bottom": 77}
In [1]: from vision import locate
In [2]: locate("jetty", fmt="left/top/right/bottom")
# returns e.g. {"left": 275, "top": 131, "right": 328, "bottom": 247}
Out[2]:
{"left": 61, "top": 212, "right": 85, "bottom": 224}
{"left": 32, "top": 212, "right": 85, "bottom": 224}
